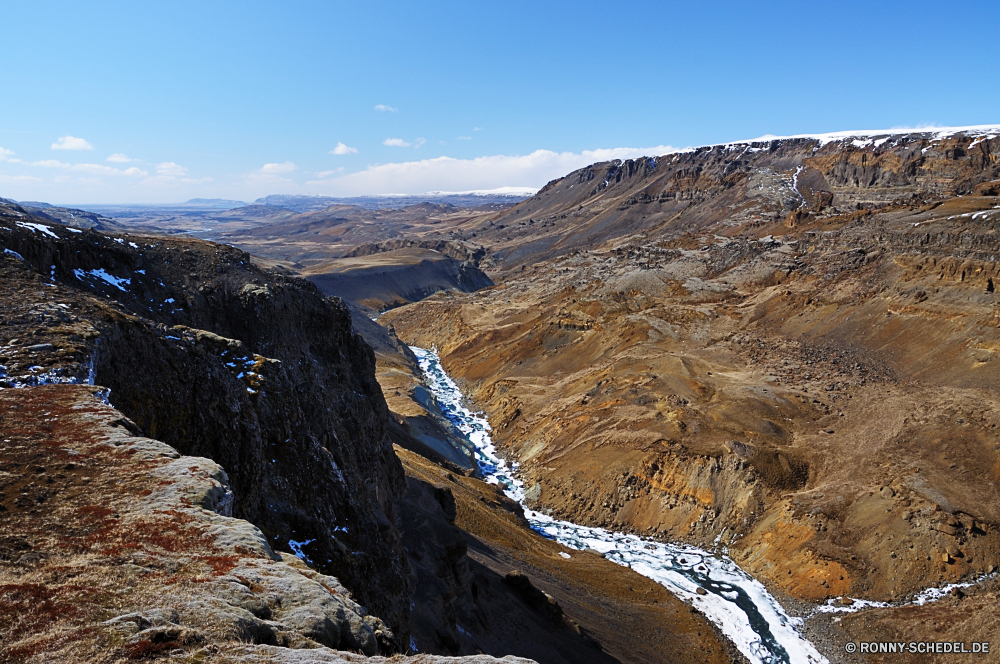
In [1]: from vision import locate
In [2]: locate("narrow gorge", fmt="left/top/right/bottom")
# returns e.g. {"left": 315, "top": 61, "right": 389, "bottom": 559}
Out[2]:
{"left": 409, "top": 345, "right": 827, "bottom": 664}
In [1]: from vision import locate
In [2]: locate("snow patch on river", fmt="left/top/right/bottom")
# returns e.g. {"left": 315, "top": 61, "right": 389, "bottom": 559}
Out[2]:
{"left": 411, "top": 345, "right": 827, "bottom": 664}
{"left": 813, "top": 571, "right": 999, "bottom": 615}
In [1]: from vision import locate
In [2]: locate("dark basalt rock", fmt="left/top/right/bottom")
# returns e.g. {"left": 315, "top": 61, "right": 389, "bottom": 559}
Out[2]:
{"left": 0, "top": 221, "right": 411, "bottom": 643}
{"left": 502, "top": 571, "right": 564, "bottom": 625}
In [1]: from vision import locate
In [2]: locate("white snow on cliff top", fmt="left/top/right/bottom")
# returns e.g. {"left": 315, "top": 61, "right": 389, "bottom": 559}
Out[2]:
{"left": 731, "top": 124, "right": 1000, "bottom": 148}
{"left": 595, "top": 125, "right": 1000, "bottom": 164}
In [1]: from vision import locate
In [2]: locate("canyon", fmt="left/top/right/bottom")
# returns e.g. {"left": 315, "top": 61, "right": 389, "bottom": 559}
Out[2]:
{"left": 0, "top": 202, "right": 730, "bottom": 663}
{"left": 3, "top": 124, "right": 1000, "bottom": 663}
{"left": 378, "top": 126, "right": 1000, "bottom": 661}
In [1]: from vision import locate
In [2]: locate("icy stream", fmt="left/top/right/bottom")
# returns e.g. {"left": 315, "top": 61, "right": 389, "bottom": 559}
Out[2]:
{"left": 411, "top": 346, "right": 827, "bottom": 664}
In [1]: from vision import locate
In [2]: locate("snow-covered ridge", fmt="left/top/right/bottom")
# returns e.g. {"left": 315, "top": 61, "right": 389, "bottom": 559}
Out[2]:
{"left": 736, "top": 124, "right": 1000, "bottom": 148}
{"left": 15, "top": 221, "right": 61, "bottom": 238}
{"left": 597, "top": 124, "right": 1000, "bottom": 164}
{"left": 73, "top": 267, "right": 130, "bottom": 292}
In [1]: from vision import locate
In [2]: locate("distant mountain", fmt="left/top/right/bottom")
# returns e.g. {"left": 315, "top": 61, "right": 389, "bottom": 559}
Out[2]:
{"left": 254, "top": 190, "right": 533, "bottom": 213}
{"left": 182, "top": 198, "right": 246, "bottom": 208}
{"left": 216, "top": 204, "right": 297, "bottom": 220}
{"left": 0, "top": 198, "right": 123, "bottom": 231}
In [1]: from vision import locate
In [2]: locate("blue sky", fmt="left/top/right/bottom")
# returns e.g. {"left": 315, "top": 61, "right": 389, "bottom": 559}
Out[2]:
{"left": 0, "top": 0, "right": 996, "bottom": 204}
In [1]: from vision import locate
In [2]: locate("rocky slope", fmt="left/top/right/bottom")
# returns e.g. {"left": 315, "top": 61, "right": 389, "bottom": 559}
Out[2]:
{"left": 394, "top": 447, "right": 737, "bottom": 664}
{"left": 339, "top": 303, "right": 738, "bottom": 663}
{"left": 0, "top": 383, "right": 537, "bottom": 664}
{"left": 0, "top": 215, "right": 410, "bottom": 643}
{"left": 379, "top": 126, "right": 1000, "bottom": 660}
{"left": 1, "top": 210, "right": 655, "bottom": 663}
{"left": 465, "top": 126, "right": 1000, "bottom": 269}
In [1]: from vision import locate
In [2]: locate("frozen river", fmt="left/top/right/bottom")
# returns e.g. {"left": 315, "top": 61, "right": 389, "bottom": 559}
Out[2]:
{"left": 411, "top": 346, "right": 828, "bottom": 664}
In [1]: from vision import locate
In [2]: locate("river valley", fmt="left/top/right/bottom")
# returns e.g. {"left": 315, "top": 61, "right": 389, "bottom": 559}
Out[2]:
{"left": 5, "top": 126, "right": 1000, "bottom": 663}
{"left": 411, "top": 345, "right": 828, "bottom": 664}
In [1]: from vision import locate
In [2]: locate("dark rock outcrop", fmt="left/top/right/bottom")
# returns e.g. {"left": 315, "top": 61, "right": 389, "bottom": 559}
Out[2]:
{"left": 0, "top": 219, "right": 410, "bottom": 640}
{"left": 0, "top": 384, "right": 534, "bottom": 663}
{"left": 306, "top": 248, "right": 493, "bottom": 313}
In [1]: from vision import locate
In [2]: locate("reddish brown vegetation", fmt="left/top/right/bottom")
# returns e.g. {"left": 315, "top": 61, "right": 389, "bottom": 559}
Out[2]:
{"left": 122, "top": 639, "right": 180, "bottom": 659}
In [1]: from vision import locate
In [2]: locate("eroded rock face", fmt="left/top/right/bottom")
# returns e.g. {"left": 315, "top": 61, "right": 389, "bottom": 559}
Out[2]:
{"left": 470, "top": 128, "right": 1000, "bottom": 268}
{"left": 379, "top": 128, "right": 1000, "bottom": 617}
{"left": 304, "top": 247, "right": 493, "bottom": 313}
{"left": 0, "top": 385, "right": 536, "bottom": 663}
{"left": 0, "top": 220, "right": 409, "bottom": 638}
{"left": 0, "top": 386, "right": 370, "bottom": 658}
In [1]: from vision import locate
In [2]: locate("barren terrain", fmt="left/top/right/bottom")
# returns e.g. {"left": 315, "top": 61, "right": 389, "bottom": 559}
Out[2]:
{"left": 378, "top": 127, "right": 1000, "bottom": 661}
{"left": 0, "top": 208, "right": 731, "bottom": 663}
{"left": 6, "top": 125, "right": 1000, "bottom": 663}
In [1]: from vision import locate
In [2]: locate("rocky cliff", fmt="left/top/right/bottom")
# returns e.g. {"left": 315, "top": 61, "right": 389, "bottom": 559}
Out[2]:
{"left": 0, "top": 214, "right": 410, "bottom": 644}
{"left": 2, "top": 211, "right": 647, "bottom": 664}
{"left": 0, "top": 383, "right": 535, "bottom": 664}
{"left": 470, "top": 126, "right": 1000, "bottom": 269}
{"left": 304, "top": 247, "right": 493, "bottom": 314}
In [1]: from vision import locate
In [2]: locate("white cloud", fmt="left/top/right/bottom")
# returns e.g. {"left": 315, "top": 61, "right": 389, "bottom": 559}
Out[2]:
{"left": 73, "top": 163, "right": 115, "bottom": 175}
{"left": 330, "top": 142, "right": 358, "bottom": 155}
{"left": 29, "top": 159, "right": 146, "bottom": 176}
{"left": 0, "top": 174, "right": 41, "bottom": 183}
{"left": 51, "top": 135, "right": 94, "bottom": 150}
{"left": 473, "top": 127, "right": 482, "bottom": 131}
{"left": 73, "top": 164, "right": 121, "bottom": 175}
{"left": 156, "top": 162, "right": 187, "bottom": 177}
{"left": 374, "top": 104, "right": 397, "bottom": 112}
{"left": 383, "top": 137, "right": 425, "bottom": 148}
{"left": 0, "top": 147, "right": 18, "bottom": 162}
{"left": 457, "top": 136, "right": 472, "bottom": 141}
{"left": 74, "top": 163, "right": 147, "bottom": 176}
{"left": 315, "top": 167, "right": 345, "bottom": 178}
{"left": 260, "top": 161, "right": 297, "bottom": 174}
{"left": 304, "top": 145, "right": 679, "bottom": 196}
{"left": 107, "top": 153, "right": 134, "bottom": 163}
